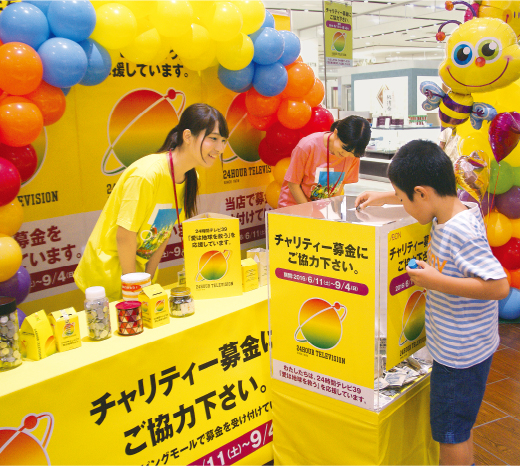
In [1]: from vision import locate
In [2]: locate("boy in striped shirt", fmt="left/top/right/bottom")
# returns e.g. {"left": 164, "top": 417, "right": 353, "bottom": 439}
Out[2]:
{"left": 355, "top": 140, "right": 509, "bottom": 466}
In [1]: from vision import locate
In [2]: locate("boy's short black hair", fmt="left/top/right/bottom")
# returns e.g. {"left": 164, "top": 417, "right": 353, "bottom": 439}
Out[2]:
{"left": 387, "top": 139, "right": 457, "bottom": 201}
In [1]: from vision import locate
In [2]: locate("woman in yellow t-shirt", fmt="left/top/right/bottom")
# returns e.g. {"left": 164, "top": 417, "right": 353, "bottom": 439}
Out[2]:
{"left": 74, "top": 103, "right": 229, "bottom": 301}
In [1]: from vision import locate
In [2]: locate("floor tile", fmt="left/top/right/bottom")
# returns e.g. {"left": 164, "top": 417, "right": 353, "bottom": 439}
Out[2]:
{"left": 475, "top": 401, "right": 509, "bottom": 427}
{"left": 473, "top": 417, "right": 520, "bottom": 465}
{"left": 483, "top": 378, "right": 520, "bottom": 419}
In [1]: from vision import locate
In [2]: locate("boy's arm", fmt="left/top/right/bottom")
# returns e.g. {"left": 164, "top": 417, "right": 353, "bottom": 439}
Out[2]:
{"left": 406, "top": 260, "right": 510, "bottom": 300}
{"left": 288, "top": 182, "right": 309, "bottom": 204}
{"left": 355, "top": 191, "right": 401, "bottom": 210}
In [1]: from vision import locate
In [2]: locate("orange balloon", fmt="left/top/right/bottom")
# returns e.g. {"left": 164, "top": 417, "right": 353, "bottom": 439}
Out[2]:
{"left": 245, "top": 88, "right": 282, "bottom": 117}
{"left": 0, "top": 96, "right": 32, "bottom": 105}
{"left": 265, "top": 180, "right": 281, "bottom": 209}
{"left": 283, "top": 62, "right": 314, "bottom": 99}
{"left": 304, "top": 78, "right": 325, "bottom": 107}
{"left": 504, "top": 268, "right": 512, "bottom": 286}
{"left": 273, "top": 157, "right": 291, "bottom": 185}
{"left": 277, "top": 98, "right": 312, "bottom": 130}
{"left": 0, "top": 42, "right": 43, "bottom": 96}
{"left": 0, "top": 102, "right": 44, "bottom": 147}
{"left": 247, "top": 112, "right": 277, "bottom": 131}
{"left": 295, "top": 55, "right": 303, "bottom": 62}
{"left": 23, "top": 81, "right": 66, "bottom": 126}
{"left": 510, "top": 268, "right": 520, "bottom": 288}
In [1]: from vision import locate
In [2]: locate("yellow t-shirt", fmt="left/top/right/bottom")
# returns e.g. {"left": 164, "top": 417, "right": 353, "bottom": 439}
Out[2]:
{"left": 74, "top": 153, "right": 185, "bottom": 301}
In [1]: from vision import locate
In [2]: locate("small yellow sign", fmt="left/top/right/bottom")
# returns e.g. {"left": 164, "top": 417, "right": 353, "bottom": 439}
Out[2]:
{"left": 324, "top": 1, "right": 353, "bottom": 67}
{"left": 20, "top": 310, "right": 57, "bottom": 360}
{"left": 183, "top": 213, "right": 242, "bottom": 299}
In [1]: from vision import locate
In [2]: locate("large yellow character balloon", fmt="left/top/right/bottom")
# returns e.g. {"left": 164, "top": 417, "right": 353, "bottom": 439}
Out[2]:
{"left": 420, "top": 1, "right": 520, "bottom": 129}
{"left": 476, "top": 1, "right": 520, "bottom": 39}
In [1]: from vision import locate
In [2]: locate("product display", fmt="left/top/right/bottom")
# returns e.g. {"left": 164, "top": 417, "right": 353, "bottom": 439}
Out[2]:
{"left": 138, "top": 284, "right": 169, "bottom": 328}
{"left": 121, "top": 272, "right": 151, "bottom": 301}
{"left": 0, "top": 296, "right": 22, "bottom": 371}
{"left": 116, "top": 301, "right": 143, "bottom": 335}
{"left": 169, "top": 287, "right": 195, "bottom": 318}
{"left": 84, "top": 286, "right": 111, "bottom": 341}
{"left": 48, "top": 308, "right": 82, "bottom": 352}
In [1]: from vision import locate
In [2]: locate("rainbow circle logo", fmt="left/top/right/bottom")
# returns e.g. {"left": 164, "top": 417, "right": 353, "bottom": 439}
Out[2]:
{"left": 332, "top": 32, "right": 346, "bottom": 52}
{"left": 196, "top": 250, "right": 231, "bottom": 281}
{"left": 294, "top": 298, "right": 347, "bottom": 350}
{"left": 156, "top": 300, "right": 165, "bottom": 313}
{"left": 399, "top": 290, "right": 426, "bottom": 345}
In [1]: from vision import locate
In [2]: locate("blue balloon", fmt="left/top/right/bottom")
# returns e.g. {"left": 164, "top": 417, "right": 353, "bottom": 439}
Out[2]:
{"left": 38, "top": 37, "right": 88, "bottom": 88}
{"left": 252, "top": 27, "right": 284, "bottom": 65}
{"left": 0, "top": 3, "right": 49, "bottom": 50}
{"left": 253, "top": 62, "right": 287, "bottom": 97}
{"left": 78, "top": 39, "right": 112, "bottom": 86}
{"left": 261, "top": 10, "right": 275, "bottom": 28}
{"left": 23, "top": 1, "right": 52, "bottom": 15}
{"left": 279, "top": 31, "right": 301, "bottom": 66}
{"left": 47, "top": 1, "right": 96, "bottom": 43}
{"left": 499, "top": 287, "right": 520, "bottom": 320}
{"left": 218, "top": 62, "right": 255, "bottom": 93}
{"left": 61, "top": 87, "right": 71, "bottom": 96}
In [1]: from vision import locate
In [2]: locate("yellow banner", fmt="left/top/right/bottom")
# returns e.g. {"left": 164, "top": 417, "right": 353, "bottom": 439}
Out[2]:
{"left": 324, "top": 1, "right": 353, "bottom": 67}
{"left": 267, "top": 213, "right": 377, "bottom": 408}
{"left": 0, "top": 301, "right": 272, "bottom": 465}
{"left": 385, "top": 224, "right": 431, "bottom": 369}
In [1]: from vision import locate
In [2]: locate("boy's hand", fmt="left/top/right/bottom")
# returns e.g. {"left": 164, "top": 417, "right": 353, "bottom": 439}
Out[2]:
{"left": 405, "top": 260, "right": 441, "bottom": 289}
{"left": 354, "top": 191, "right": 400, "bottom": 210}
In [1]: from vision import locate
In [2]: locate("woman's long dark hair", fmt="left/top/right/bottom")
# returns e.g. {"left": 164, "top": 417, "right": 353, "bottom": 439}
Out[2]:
{"left": 330, "top": 115, "right": 371, "bottom": 157}
{"left": 158, "top": 103, "right": 229, "bottom": 219}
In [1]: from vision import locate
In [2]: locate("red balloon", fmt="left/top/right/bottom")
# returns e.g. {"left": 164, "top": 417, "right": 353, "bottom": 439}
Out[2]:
{"left": 23, "top": 81, "right": 66, "bottom": 126}
{"left": 300, "top": 106, "right": 335, "bottom": 135}
{"left": 0, "top": 102, "right": 43, "bottom": 147}
{"left": 492, "top": 237, "right": 520, "bottom": 270}
{"left": 0, "top": 143, "right": 37, "bottom": 182}
{"left": 265, "top": 121, "right": 301, "bottom": 153}
{"left": 0, "top": 157, "right": 21, "bottom": 206}
{"left": 247, "top": 112, "right": 277, "bottom": 131}
{"left": 0, "top": 42, "right": 43, "bottom": 96}
{"left": 258, "top": 137, "right": 291, "bottom": 166}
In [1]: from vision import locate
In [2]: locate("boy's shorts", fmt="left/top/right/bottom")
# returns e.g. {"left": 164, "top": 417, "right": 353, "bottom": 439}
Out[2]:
{"left": 430, "top": 354, "right": 493, "bottom": 444}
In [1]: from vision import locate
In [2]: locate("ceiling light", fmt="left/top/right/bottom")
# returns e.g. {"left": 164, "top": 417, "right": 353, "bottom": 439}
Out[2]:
{"left": 366, "top": 42, "right": 370, "bottom": 45}
{"left": 411, "top": 35, "right": 416, "bottom": 37}
{"left": 397, "top": 51, "right": 400, "bottom": 54}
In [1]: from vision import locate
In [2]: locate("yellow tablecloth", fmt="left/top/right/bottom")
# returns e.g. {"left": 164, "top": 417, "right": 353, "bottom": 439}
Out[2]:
{"left": 0, "top": 288, "right": 273, "bottom": 466}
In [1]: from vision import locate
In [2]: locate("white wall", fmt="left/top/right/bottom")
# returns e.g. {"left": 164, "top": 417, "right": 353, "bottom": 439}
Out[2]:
{"left": 354, "top": 76, "right": 408, "bottom": 116}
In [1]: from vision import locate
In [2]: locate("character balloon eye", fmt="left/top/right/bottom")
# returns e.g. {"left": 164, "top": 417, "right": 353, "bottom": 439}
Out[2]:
{"left": 453, "top": 42, "right": 473, "bottom": 66}
{"left": 477, "top": 38, "right": 501, "bottom": 63}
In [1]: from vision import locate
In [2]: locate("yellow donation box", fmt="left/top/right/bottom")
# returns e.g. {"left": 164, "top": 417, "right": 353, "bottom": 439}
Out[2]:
{"left": 183, "top": 213, "right": 242, "bottom": 300}
{"left": 267, "top": 195, "right": 431, "bottom": 411}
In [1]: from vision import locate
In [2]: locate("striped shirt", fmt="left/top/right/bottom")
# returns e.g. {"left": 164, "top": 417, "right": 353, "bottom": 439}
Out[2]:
{"left": 425, "top": 204, "right": 506, "bottom": 368}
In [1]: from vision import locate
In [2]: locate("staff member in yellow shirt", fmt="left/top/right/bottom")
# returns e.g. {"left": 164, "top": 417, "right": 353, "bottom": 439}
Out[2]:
{"left": 74, "top": 103, "right": 229, "bottom": 301}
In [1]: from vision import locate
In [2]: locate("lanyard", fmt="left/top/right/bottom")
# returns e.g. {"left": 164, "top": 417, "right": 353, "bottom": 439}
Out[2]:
{"left": 326, "top": 133, "right": 347, "bottom": 197}
{"left": 168, "top": 150, "right": 182, "bottom": 231}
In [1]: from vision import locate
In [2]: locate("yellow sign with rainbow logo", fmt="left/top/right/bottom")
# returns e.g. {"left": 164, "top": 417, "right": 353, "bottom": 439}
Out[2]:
{"left": 267, "top": 212, "right": 377, "bottom": 408}
{"left": 385, "top": 223, "right": 431, "bottom": 369}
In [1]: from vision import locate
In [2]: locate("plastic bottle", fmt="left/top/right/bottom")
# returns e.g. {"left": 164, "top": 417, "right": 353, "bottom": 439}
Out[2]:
{"left": 407, "top": 258, "right": 421, "bottom": 269}
{"left": 84, "top": 286, "right": 111, "bottom": 341}
{"left": 0, "top": 297, "right": 22, "bottom": 371}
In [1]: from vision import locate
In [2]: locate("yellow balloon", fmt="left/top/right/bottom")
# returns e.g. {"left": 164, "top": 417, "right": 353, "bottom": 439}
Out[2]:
{"left": 119, "top": 1, "right": 156, "bottom": 19}
{"left": 216, "top": 33, "right": 254, "bottom": 70}
{"left": 121, "top": 28, "right": 162, "bottom": 64}
{"left": 206, "top": 2, "right": 242, "bottom": 42}
{"left": 0, "top": 198, "right": 23, "bottom": 237}
{"left": 143, "top": 38, "right": 175, "bottom": 65}
{"left": 91, "top": 3, "right": 137, "bottom": 50}
{"left": 0, "top": 236, "right": 22, "bottom": 282}
{"left": 191, "top": 1, "right": 215, "bottom": 27}
{"left": 511, "top": 217, "right": 520, "bottom": 238}
{"left": 150, "top": 1, "right": 193, "bottom": 38}
{"left": 233, "top": 1, "right": 265, "bottom": 35}
{"left": 171, "top": 24, "right": 210, "bottom": 60}
{"left": 485, "top": 211, "right": 513, "bottom": 247}
{"left": 265, "top": 181, "right": 281, "bottom": 209}
{"left": 180, "top": 41, "right": 217, "bottom": 71}
{"left": 458, "top": 132, "right": 492, "bottom": 163}
{"left": 273, "top": 157, "right": 291, "bottom": 185}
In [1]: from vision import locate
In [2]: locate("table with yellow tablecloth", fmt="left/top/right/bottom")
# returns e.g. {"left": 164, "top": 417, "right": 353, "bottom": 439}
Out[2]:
{"left": 0, "top": 288, "right": 272, "bottom": 466}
